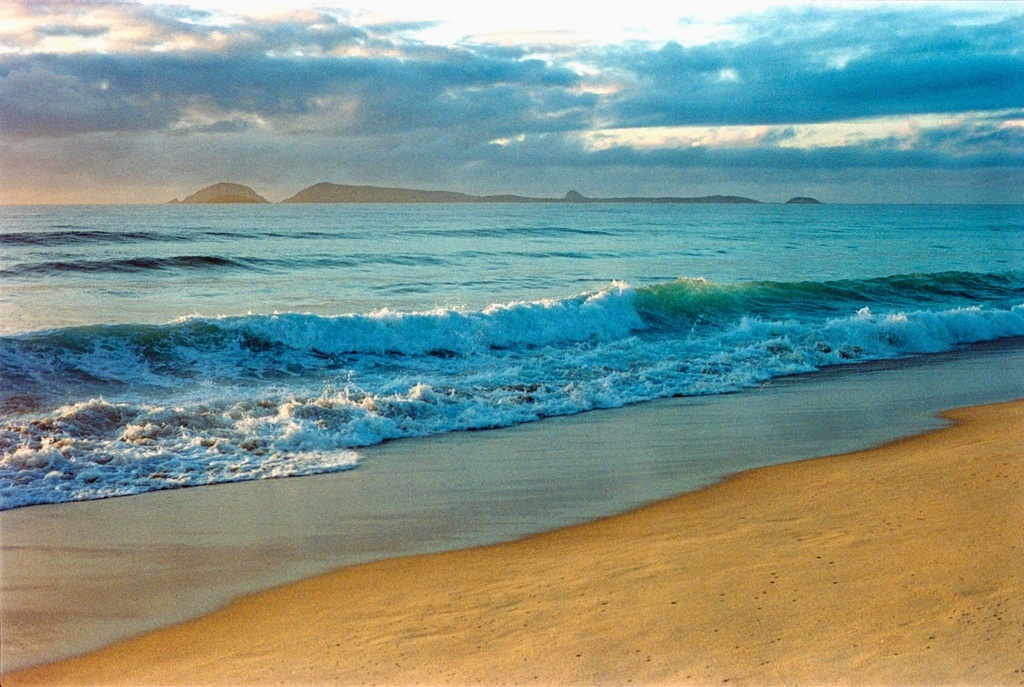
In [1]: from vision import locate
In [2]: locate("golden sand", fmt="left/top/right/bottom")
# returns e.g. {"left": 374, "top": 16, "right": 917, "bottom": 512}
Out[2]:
{"left": 8, "top": 400, "right": 1023, "bottom": 686}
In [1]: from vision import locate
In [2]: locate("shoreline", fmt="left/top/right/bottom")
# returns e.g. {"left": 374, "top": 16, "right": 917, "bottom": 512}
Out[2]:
{"left": 2, "top": 340, "right": 1024, "bottom": 677}
{"left": 7, "top": 398, "right": 1023, "bottom": 685}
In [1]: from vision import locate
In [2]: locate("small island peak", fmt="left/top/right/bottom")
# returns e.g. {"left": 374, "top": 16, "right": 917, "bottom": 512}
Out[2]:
{"left": 179, "top": 183, "right": 269, "bottom": 204}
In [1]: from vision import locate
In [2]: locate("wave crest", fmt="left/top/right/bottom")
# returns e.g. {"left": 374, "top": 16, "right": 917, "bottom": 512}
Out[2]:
{"left": 2, "top": 271, "right": 1023, "bottom": 509}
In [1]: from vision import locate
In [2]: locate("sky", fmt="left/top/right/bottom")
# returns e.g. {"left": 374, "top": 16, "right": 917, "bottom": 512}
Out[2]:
{"left": 1, "top": 0, "right": 1022, "bottom": 204}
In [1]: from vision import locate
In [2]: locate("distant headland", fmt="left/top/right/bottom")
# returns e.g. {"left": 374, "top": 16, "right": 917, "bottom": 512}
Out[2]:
{"left": 170, "top": 182, "right": 269, "bottom": 204}
{"left": 171, "top": 182, "right": 821, "bottom": 205}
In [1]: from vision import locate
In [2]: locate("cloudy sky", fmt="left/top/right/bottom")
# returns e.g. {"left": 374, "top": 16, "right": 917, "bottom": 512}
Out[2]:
{"left": 1, "top": 0, "right": 1022, "bottom": 203}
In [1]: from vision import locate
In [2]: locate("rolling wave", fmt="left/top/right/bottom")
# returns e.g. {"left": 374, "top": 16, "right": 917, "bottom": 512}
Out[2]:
{"left": 0, "top": 229, "right": 188, "bottom": 246}
{"left": 1, "top": 253, "right": 453, "bottom": 278}
{"left": 634, "top": 271, "right": 1024, "bottom": 325}
{"left": 2, "top": 270, "right": 1022, "bottom": 510}
{"left": 2, "top": 255, "right": 254, "bottom": 276}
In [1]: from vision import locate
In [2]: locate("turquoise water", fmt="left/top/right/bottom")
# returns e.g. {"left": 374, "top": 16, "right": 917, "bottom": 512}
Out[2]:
{"left": 2, "top": 203, "right": 1021, "bottom": 332}
{"left": 1, "top": 203, "right": 1022, "bottom": 509}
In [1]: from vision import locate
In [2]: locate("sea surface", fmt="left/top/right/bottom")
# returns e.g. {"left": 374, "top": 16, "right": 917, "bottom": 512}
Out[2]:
{"left": 2, "top": 202, "right": 1023, "bottom": 510}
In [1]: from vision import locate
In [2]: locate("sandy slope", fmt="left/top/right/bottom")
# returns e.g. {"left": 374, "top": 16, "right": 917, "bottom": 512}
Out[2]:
{"left": 8, "top": 400, "right": 1023, "bottom": 686}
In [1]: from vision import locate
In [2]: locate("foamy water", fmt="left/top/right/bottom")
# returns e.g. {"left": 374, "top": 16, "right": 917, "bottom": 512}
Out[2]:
{"left": 2, "top": 203, "right": 1022, "bottom": 509}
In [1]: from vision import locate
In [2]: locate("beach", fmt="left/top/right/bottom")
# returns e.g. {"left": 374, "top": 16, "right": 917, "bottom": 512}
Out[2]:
{"left": 6, "top": 400, "right": 1022, "bottom": 685}
{"left": 4, "top": 350, "right": 1024, "bottom": 685}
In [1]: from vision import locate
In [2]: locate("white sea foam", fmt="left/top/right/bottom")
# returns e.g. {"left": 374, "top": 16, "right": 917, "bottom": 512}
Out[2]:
{"left": 0, "top": 397, "right": 360, "bottom": 509}
{"left": 215, "top": 281, "right": 642, "bottom": 357}
{"left": 2, "top": 277, "right": 1023, "bottom": 510}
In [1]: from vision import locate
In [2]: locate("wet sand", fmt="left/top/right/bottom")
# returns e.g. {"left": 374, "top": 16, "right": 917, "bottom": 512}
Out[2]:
{"left": 8, "top": 398, "right": 1023, "bottom": 685}
{"left": 4, "top": 341, "right": 1024, "bottom": 676}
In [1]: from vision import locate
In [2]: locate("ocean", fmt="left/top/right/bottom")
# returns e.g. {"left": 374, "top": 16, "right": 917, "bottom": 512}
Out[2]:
{"left": 2, "top": 202, "right": 1023, "bottom": 511}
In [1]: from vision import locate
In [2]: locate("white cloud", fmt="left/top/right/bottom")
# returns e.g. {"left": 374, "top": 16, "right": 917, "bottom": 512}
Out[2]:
{"left": 142, "top": 0, "right": 792, "bottom": 47}
{"left": 581, "top": 110, "right": 1024, "bottom": 155}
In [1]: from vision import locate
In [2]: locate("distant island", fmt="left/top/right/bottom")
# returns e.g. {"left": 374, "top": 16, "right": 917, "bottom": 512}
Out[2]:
{"left": 171, "top": 182, "right": 269, "bottom": 204}
{"left": 281, "top": 182, "right": 511, "bottom": 204}
{"left": 785, "top": 197, "right": 824, "bottom": 204}
{"left": 172, "top": 182, "right": 821, "bottom": 205}
{"left": 280, "top": 183, "right": 764, "bottom": 204}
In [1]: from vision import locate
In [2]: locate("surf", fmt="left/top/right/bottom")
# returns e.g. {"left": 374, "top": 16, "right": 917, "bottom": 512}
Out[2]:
{"left": 2, "top": 271, "right": 1023, "bottom": 510}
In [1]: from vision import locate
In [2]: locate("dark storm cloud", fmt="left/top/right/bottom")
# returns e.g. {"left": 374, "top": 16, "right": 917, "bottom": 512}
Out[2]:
{"left": 4, "top": 3, "right": 1020, "bottom": 144}
{"left": 600, "top": 7, "right": 1024, "bottom": 127}
{"left": 0, "top": 46, "right": 586, "bottom": 139}
{"left": 0, "top": 59, "right": 177, "bottom": 136}
{"left": 579, "top": 138, "right": 1024, "bottom": 171}
{"left": 911, "top": 117, "right": 1024, "bottom": 167}
{"left": 0, "top": 0, "right": 586, "bottom": 141}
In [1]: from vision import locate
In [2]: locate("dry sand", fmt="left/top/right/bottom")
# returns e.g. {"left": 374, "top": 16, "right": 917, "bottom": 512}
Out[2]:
{"left": 7, "top": 400, "right": 1023, "bottom": 686}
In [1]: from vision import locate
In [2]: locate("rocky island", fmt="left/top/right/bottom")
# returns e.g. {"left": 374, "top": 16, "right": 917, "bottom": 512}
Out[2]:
{"left": 280, "top": 183, "right": 763, "bottom": 204}
{"left": 174, "top": 182, "right": 821, "bottom": 205}
{"left": 576, "top": 192, "right": 761, "bottom": 204}
{"left": 172, "top": 183, "right": 269, "bottom": 204}
{"left": 282, "top": 183, "right": 491, "bottom": 203}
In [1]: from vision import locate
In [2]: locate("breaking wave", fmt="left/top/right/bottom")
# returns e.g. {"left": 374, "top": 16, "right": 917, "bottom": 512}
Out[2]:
{"left": 2, "top": 270, "right": 1022, "bottom": 509}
